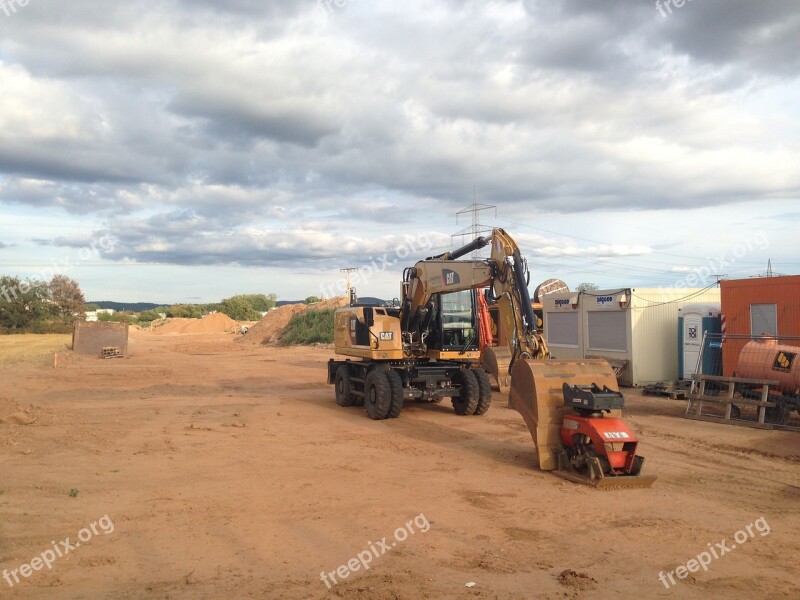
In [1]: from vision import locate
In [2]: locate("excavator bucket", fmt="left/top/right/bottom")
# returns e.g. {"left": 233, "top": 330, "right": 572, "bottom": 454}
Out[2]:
{"left": 509, "top": 359, "right": 621, "bottom": 471}
{"left": 509, "top": 359, "right": 656, "bottom": 489}
{"left": 482, "top": 346, "right": 513, "bottom": 393}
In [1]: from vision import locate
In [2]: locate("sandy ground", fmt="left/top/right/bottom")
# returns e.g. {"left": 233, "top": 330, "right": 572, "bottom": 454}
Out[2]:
{"left": 1, "top": 331, "right": 798, "bottom": 599}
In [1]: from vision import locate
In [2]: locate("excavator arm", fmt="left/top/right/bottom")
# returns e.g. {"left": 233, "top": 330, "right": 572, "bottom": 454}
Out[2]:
{"left": 399, "top": 228, "right": 549, "bottom": 367}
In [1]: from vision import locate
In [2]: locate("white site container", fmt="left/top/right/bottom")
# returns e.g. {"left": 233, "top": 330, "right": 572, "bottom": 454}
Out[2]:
{"left": 543, "top": 288, "right": 722, "bottom": 386}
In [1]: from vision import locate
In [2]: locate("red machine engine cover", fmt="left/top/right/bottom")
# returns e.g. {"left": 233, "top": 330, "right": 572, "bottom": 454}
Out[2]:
{"left": 561, "top": 416, "right": 639, "bottom": 472}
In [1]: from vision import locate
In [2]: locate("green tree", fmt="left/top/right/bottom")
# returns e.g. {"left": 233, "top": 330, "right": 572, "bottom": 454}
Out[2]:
{"left": 167, "top": 304, "right": 203, "bottom": 319}
{"left": 238, "top": 294, "right": 277, "bottom": 312}
{"left": 136, "top": 310, "right": 161, "bottom": 325}
{"left": 98, "top": 311, "right": 134, "bottom": 324}
{"left": 305, "top": 296, "right": 321, "bottom": 304}
{"left": 0, "top": 276, "right": 50, "bottom": 330}
{"left": 49, "top": 275, "right": 86, "bottom": 323}
{"left": 576, "top": 282, "right": 599, "bottom": 292}
{"left": 217, "top": 296, "right": 262, "bottom": 321}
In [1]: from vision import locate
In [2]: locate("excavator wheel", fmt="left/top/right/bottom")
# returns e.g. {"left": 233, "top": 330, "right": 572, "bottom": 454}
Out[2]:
{"left": 452, "top": 369, "right": 479, "bottom": 415}
{"left": 385, "top": 369, "right": 404, "bottom": 419}
{"left": 335, "top": 365, "right": 356, "bottom": 407}
{"left": 364, "top": 369, "right": 392, "bottom": 420}
{"left": 473, "top": 369, "right": 492, "bottom": 416}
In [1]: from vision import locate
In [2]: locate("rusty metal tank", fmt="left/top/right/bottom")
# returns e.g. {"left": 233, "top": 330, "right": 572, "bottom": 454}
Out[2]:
{"left": 735, "top": 339, "right": 800, "bottom": 396}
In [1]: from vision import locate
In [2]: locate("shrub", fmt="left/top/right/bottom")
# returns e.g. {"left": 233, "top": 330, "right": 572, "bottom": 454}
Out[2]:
{"left": 279, "top": 308, "right": 335, "bottom": 345}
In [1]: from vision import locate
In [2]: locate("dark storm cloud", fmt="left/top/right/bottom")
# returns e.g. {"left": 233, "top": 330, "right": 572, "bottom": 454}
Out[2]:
{"left": 168, "top": 91, "right": 339, "bottom": 147}
{"left": 653, "top": 0, "right": 800, "bottom": 77}
{"left": 0, "top": 0, "right": 798, "bottom": 268}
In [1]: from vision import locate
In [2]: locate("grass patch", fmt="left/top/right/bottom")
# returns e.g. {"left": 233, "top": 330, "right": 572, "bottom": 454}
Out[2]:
{"left": 0, "top": 334, "right": 71, "bottom": 366}
{"left": 279, "top": 308, "right": 335, "bottom": 345}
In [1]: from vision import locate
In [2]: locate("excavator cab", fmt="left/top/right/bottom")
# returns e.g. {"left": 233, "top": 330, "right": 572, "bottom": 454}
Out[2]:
{"left": 426, "top": 290, "right": 480, "bottom": 352}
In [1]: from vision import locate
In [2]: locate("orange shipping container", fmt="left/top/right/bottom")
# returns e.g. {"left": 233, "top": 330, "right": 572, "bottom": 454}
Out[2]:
{"left": 720, "top": 275, "right": 800, "bottom": 376}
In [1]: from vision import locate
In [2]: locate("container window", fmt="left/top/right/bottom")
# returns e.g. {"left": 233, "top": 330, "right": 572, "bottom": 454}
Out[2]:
{"left": 750, "top": 304, "right": 777, "bottom": 336}
{"left": 587, "top": 311, "right": 627, "bottom": 352}
{"left": 546, "top": 312, "right": 579, "bottom": 347}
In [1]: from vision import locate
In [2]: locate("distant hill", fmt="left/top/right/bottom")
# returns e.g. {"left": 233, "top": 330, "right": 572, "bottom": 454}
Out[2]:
{"left": 277, "top": 297, "right": 387, "bottom": 307}
{"left": 89, "top": 301, "right": 164, "bottom": 312}
{"left": 90, "top": 297, "right": 389, "bottom": 313}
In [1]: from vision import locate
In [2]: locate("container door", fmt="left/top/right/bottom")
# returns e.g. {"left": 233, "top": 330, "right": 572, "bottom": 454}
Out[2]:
{"left": 683, "top": 313, "right": 702, "bottom": 378}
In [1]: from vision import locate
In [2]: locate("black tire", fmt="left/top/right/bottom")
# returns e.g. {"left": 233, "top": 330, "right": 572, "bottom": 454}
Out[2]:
{"left": 365, "top": 369, "right": 392, "bottom": 420}
{"left": 452, "top": 369, "right": 479, "bottom": 415}
{"left": 385, "top": 369, "right": 404, "bottom": 419}
{"left": 335, "top": 366, "right": 355, "bottom": 407}
{"left": 473, "top": 369, "right": 492, "bottom": 416}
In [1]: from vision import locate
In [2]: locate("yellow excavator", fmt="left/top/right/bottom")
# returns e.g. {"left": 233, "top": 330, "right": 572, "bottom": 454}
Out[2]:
{"left": 327, "top": 228, "right": 655, "bottom": 488}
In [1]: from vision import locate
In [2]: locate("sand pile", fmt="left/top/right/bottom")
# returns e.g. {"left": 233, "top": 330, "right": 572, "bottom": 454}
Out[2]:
{"left": 152, "top": 313, "right": 240, "bottom": 335}
{"left": 181, "top": 312, "right": 239, "bottom": 334}
{"left": 239, "top": 304, "right": 308, "bottom": 345}
{"left": 239, "top": 297, "right": 348, "bottom": 345}
{"left": 151, "top": 318, "right": 193, "bottom": 334}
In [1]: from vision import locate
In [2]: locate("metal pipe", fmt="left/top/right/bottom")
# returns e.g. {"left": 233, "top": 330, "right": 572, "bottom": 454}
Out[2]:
{"left": 428, "top": 235, "right": 491, "bottom": 261}
{"left": 513, "top": 249, "right": 537, "bottom": 334}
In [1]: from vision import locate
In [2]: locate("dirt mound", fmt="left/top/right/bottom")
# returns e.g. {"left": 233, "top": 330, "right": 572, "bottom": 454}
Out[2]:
{"left": 152, "top": 313, "right": 240, "bottom": 335}
{"left": 150, "top": 318, "right": 193, "bottom": 334}
{"left": 0, "top": 397, "right": 36, "bottom": 426}
{"left": 181, "top": 312, "right": 239, "bottom": 334}
{"left": 238, "top": 297, "right": 348, "bottom": 346}
{"left": 557, "top": 570, "right": 597, "bottom": 591}
{"left": 313, "top": 296, "right": 350, "bottom": 310}
{"left": 238, "top": 304, "right": 309, "bottom": 345}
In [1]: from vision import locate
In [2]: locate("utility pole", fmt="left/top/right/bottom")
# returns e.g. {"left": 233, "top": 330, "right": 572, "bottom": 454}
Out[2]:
{"left": 340, "top": 268, "right": 359, "bottom": 305}
{"left": 750, "top": 259, "right": 784, "bottom": 279}
{"left": 452, "top": 187, "right": 497, "bottom": 258}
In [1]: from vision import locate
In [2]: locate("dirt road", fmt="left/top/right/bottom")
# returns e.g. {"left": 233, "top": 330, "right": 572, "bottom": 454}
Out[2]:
{"left": 1, "top": 331, "right": 798, "bottom": 599}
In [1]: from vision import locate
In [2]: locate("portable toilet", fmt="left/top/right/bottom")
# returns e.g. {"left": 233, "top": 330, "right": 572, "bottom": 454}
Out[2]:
{"left": 678, "top": 304, "right": 722, "bottom": 379}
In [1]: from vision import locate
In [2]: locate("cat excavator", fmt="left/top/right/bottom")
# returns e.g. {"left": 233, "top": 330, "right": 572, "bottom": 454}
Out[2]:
{"left": 327, "top": 228, "right": 655, "bottom": 488}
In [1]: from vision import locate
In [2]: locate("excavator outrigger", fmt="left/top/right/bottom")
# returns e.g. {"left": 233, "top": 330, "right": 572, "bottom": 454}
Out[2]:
{"left": 327, "top": 228, "right": 655, "bottom": 488}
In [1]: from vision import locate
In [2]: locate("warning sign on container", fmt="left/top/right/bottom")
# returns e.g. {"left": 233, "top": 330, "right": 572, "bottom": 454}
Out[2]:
{"left": 773, "top": 352, "right": 796, "bottom": 373}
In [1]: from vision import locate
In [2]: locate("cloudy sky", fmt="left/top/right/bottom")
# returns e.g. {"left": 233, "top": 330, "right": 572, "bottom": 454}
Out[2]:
{"left": 0, "top": 0, "right": 798, "bottom": 303}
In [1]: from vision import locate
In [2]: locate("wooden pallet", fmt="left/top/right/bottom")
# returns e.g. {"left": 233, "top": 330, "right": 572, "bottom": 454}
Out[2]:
{"left": 685, "top": 374, "right": 779, "bottom": 428}
{"left": 643, "top": 380, "right": 692, "bottom": 400}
